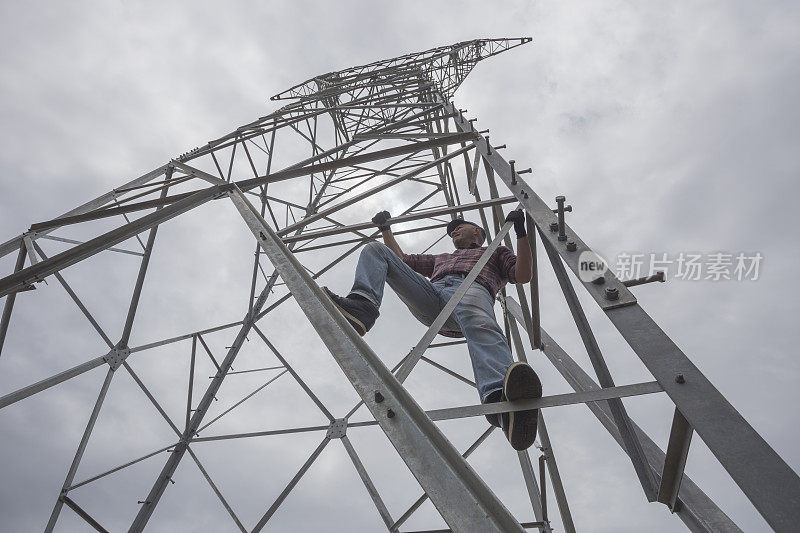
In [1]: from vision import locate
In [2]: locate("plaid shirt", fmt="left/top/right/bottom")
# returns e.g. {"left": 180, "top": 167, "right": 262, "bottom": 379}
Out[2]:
{"left": 403, "top": 244, "right": 518, "bottom": 299}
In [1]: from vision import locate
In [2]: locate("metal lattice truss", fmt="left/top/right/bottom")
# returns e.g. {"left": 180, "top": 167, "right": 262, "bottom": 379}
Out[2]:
{"left": 0, "top": 38, "right": 797, "bottom": 532}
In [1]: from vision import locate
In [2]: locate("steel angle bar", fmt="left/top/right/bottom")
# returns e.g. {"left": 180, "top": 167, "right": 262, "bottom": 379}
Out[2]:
{"left": 130, "top": 320, "right": 243, "bottom": 354}
{"left": 0, "top": 243, "right": 26, "bottom": 357}
{"left": 420, "top": 356, "right": 476, "bottom": 388}
{"left": 392, "top": 426, "right": 495, "bottom": 531}
{"left": 535, "top": 415, "right": 575, "bottom": 533}
{"left": 517, "top": 450, "right": 551, "bottom": 532}
{"left": 425, "top": 382, "right": 662, "bottom": 421}
{"left": 68, "top": 443, "right": 177, "bottom": 491}
{"left": 538, "top": 231, "right": 659, "bottom": 501}
{"left": 0, "top": 356, "right": 106, "bottom": 410}
{"left": 252, "top": 325, "right": 335, "bottom": 422}
{"left": 120, "top": 167, "right": 174, "bottom": 346}
{"left": 658, "top": 408, "right": 694, "bottom": 511}
{"left": 292, "top": 221, "right": 448, "bottom": 254}
{"left": 196, "top": 369, "right": 289, "bottom": 433}
{"left": 36, "top": 234, "right": 144, "bottom": 257}
{"left": 252, "top": 437, "right": 331, "bottom": 532}
{"left": 186, "top": 336, "right": 196, "bottom": 431}
{"left": 340, "top": 435, "right": 395, "bottom": 529}
{"left": 192, "top": 423, "right": 333, "bottom": 443}
{"left": 45, "top": 367, "right": 115, "bottom": 533}
{"left": 186, "top": 446, "right": 248, "bottom": 533}
{"left": 31, "top": 243, "right": 115, "bottom": 349}
{"left": 123, "top": 361, "right": 182, "bottom": 436}
{"left": 403, "top": 524, "right": 544, "bottom": 533}
{"left": 228, "top": 186, "right": 525, "bottom": 533}
{"left": 281, "top": 196, "right": 516, "bottom": 244}
{"left": 62, "top": 496, "right": 110, "bottom": 533}
{"left": 504, "top": 296, "right": 742, "bottom": 533}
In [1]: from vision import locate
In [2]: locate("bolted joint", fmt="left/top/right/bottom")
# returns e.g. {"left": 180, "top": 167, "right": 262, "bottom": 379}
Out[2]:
{"left": 605, "top": 287, "right": 620, "bottom": 301}
{"left": 104, "top": 344, "right": 131, "bottom": 371}
{"left": 374, "top": 391, "right": 384, "bottom": 403}
{"left": 326, "top": 418, "right": 348, "bottom": 439}
{"left": 566, "top": 241, "right": 577, "bottom": 252}
{"left": 386, "top": 409, "right": 396, "bottom": 419}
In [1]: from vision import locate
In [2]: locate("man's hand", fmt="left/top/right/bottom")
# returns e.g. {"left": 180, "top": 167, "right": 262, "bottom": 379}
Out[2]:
{"left": 372, "top": 210, "right": 392, "bottom": 232}
{"left": 505, "top": 210, "right": 527, "bottom": 238}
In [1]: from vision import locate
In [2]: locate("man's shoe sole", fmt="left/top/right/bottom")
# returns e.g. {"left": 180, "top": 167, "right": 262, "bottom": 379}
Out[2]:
{"left": 322, "top": 287, "right": 367, "bottom": 336}
{"left": 504, "top": 361, "right": 543, "bottom": 451}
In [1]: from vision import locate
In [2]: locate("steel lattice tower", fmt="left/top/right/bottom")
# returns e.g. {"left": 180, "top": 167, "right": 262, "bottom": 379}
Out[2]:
{"left": 0, "top": 38, "right": 797, "bottom": 532}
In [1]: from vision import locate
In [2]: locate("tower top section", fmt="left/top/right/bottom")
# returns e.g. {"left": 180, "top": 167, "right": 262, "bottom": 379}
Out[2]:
{"left": 270, "top": 37, "right": 532, "bottom": 102}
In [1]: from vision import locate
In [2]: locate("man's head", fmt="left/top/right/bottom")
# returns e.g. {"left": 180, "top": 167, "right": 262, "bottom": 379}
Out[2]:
{"left": 447, "top": 219, "right": 486, "bottom": 249}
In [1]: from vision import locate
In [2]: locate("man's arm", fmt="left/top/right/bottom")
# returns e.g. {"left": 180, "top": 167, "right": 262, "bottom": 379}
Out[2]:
{"left": 506, "top": 210, "right": 532, "bottom": 284}
{"left": 513, "top": 234, "right": 532, "bottom": 284}
{"left": 381, "top": 228, "right": 406, "bottom": 259}
{"left": 372, "top": 210, "right": 406, "bottom": 259}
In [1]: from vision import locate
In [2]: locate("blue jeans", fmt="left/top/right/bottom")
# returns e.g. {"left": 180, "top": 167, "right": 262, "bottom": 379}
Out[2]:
{"left": 349, "top": 242, "right": 513, "bottom": 401}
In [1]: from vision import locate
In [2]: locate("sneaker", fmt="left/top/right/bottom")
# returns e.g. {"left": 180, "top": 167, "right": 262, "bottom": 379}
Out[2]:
{"left": 322, "top": 287, "right": 379, "bottom": 336}
{"left": 501, "top": 361, "right": 542, "bottom": 451}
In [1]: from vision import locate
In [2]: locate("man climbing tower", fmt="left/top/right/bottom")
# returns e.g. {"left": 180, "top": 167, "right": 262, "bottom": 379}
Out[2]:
{"left": 323, "top": 209, "right": 542, "bottom": 451}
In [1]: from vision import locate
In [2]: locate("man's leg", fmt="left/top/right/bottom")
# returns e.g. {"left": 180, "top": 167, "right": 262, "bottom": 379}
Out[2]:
{"left": 449, "top": 284, "right": 513, "bottom": 402}
{"left": 326, "top": 242, "right": 443, "bottom": 335}
{"left": 451, "top": 283, "right": 541, "bottom": 450}
{"left": 349, "top": 242, "right": 443, "bottom": 318}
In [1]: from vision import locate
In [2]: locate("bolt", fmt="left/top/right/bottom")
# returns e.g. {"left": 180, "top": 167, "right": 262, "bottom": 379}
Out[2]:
{"left": 486, "top": 135, "right": 491, "bottom": 155}
{"left": 556, "top": 196, "right": 567, "bottom": 241}
{"left": 566, "top": 241, "right": 577, "bottom": 252}
{"left": 510, "top": 160, "right": 517, "bottom": 185}
{"left": 605, "top": 287, "right": 619, "bottom": 300}
{"left": 549, "top": 222, "right": 559, "bottom": 232}
{"left": 387, "top": 409, "right": 396, "bottom": 419}
{"left": 592, "top": 275, "right": 606, "bottom": 285}
{"left": 675, "top": 374, "right": 686, "bottom": 384}
{"left": 374, "top": 391, "right": 384, "bottom": 403}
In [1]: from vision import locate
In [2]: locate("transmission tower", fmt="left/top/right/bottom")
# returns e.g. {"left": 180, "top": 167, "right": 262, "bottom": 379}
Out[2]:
{"left": 0, "top": 38, "right": 797, "bottom": 532}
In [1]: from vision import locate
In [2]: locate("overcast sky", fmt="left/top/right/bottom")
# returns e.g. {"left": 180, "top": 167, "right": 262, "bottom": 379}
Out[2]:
{"left": 1, "top": 1, "right": 798, "bottom": 532}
